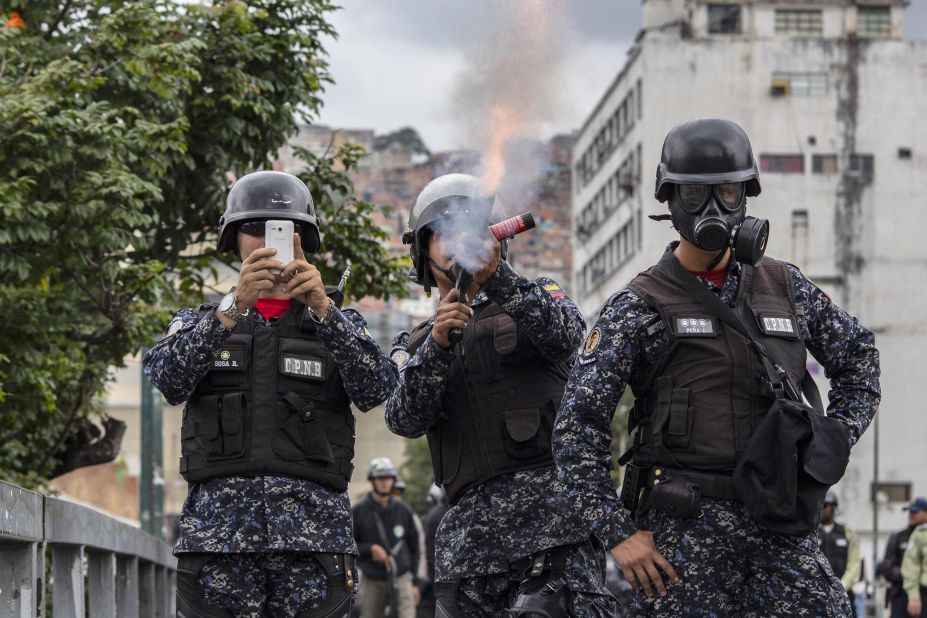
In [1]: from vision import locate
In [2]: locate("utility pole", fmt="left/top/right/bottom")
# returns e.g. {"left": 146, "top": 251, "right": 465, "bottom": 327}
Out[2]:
{"left": 140, "top": 347, "right": 164, "bottom": 539}
{"left": 872, "top": 413, "right": 881, "bottom": 618}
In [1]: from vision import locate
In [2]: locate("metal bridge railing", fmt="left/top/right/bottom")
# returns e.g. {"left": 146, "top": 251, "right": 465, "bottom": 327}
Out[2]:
{"left": 0, "top": 479, "right": 176, "bottom": 618}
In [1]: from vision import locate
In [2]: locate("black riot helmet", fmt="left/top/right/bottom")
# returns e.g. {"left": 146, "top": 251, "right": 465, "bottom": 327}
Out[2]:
{"left": 218, "top": 171, "right": 321, "bottom": 254}
{"left": 402, "top": 173, "right": 505, "bottom": 295}
{"left": 655, "top": 117, "right": 761, "bottom": 202}
{"left": 654, "top": 118, "right": 768, "bottom": 266}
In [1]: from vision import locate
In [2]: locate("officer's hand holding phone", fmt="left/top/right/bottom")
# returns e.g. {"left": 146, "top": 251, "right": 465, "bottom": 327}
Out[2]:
{"left": 235, "top": 247, "right": 286, "bottom": 309}
{"left": 611, "top": 531, "right": 679, "bottom": 598}
{"left": 281, "top": 233, "right": 330, "bottom": 318}
{"left": 433, "top": 288, "right": 473, "bottom": 349}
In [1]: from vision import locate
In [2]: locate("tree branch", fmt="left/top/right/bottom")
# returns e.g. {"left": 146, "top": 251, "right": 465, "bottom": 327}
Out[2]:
{"left": 43, "top": 0, "right": 74, "bottom": 41}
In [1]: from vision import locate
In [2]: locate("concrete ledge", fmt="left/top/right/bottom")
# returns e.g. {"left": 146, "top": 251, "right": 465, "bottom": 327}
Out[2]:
{"left": 0, "top": 480, "right": 43, "bottom": 542}
{"left": 0, "top": 479, "right": 175, "bottom": 569}
{"left": 44, "top": 497, "right": 176, "bottom": 568}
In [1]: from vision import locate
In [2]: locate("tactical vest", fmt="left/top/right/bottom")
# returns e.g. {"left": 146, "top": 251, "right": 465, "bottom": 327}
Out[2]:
{"left": 180, "top": 300, "right": 355, "bottom": 490}
{"left": 818, "top": 523, "right": 850, "bottom": 577}
{"left": 408, "top": 301, "right": 570, "bottom": 504}
{"left": 627, "top": 257, "right": 807, "bottom": 472}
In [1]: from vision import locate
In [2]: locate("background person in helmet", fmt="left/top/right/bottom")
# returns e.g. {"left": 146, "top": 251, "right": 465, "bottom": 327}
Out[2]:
{"left": 389, "top": 472, "right": 430, "bottom": 605}
{"left": 353, "top": 457, "right": 422, "bottom": 618}
{"left": 386, "top": 173, "right": 616, "bottom": 617}
{"left": 817, "top": 492, "right": 862, "bottom": 615}
{"left": 553, "top": 117, "right": 880, "bottom": 616}
{"left": 143, "top": 171, "right": 397, "bottom": 618}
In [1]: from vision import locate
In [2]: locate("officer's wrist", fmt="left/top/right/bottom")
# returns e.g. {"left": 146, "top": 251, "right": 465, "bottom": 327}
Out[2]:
{"left": 214, "top": 307, "right": 239, "bottom": 330}
{"left": 309, "top": 297, "right": 336, "bottom": 325}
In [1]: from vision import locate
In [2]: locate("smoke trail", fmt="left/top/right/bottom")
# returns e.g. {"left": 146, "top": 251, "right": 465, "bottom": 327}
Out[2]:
{"left": 430, "top": 1, "right": 570, "bottom": 275}
{"left": 450, "top": 1, "right": 568, "bottom": 201}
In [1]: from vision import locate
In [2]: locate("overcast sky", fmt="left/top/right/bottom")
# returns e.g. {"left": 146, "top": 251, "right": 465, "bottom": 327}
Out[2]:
{"left": 317, "top": 1, "right": 927, "bottom": 152}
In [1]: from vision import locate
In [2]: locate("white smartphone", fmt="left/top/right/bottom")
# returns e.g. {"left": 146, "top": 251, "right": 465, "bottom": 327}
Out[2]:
{"left": 265, "top": 220, "right": 294, "bottom": 274}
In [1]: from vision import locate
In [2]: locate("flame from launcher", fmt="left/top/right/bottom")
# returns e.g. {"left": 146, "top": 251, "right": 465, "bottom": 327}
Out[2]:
{"left": 480, "top": 105, "right": 518, "bottom": 195}
{"left": 472, "top": 1, "right": 558, "bottom": 196}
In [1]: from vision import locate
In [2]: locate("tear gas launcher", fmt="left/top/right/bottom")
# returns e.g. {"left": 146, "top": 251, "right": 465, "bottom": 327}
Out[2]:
{"left": 448, "top": 212, "right": 536, "bottom": 347}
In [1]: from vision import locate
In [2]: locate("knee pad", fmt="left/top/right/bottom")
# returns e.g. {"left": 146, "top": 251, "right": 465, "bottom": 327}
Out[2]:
{"left": 294, "top": 553, "right": 357, "bottom": 618}
{"left": 175, "top": 555, "right": 234, "bottom": 618}
{"left": 434, "top": 582, "right": 468, "bottom": 618}
{"left": 505, "top": 548, "right": 570, "bottom": 618}
{"left": 505, "top": 577, "right": 569, "bottom": 618}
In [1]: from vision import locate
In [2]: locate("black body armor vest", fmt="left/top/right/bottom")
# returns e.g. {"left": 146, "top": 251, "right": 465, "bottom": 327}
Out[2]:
{"left": 408, "top": 301, "right": 570, "bottom": 504}
{"left": 180, "top": 300, "right": 355, "bottom": 490}
{"left": 818, "top": 523, "right": 850, "bottom": 577}
{"left": 627, "top": 257, "right": 807, "bottom": 472}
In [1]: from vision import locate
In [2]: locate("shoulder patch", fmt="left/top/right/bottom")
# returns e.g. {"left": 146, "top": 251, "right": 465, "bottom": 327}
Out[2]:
{"left": 167, "top": 317, "right": 185, "bottom": 337}
{"left": 543, "top": 283, "right": 566, "bottom": 299}
{"left": 583, "top": 328, "right": 602, "bottom": 355}
{"left": 391, "top": 349, "right": 410, "bottom": 368}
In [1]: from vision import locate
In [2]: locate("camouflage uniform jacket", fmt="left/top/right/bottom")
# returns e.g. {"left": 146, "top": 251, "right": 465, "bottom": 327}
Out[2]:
{"left": 553, "top": 243, "right": 881, "bottom": 550}
{"left": 385, "top": 260, "right": 586, "bottom": 580}
{"left": 143, "top": 302, "right": 397, "bottom": 555}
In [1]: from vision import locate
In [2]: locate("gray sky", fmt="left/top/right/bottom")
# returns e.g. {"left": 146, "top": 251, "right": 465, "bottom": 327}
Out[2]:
{"left": 318, "top": 1, "right": 927, "bottom": 152}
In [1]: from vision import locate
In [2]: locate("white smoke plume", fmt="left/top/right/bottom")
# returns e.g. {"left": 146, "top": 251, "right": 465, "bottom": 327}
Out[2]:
{"left": 450, "top": 1, "right": 569, "bottom": 200}
{"left": 431, "top": 1, "right": 570, "bottom": 276}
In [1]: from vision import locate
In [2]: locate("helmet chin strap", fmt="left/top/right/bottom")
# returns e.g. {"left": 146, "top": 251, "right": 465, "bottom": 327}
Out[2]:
{"left": 429, "top": 261, "right": 457, "bottom": 284}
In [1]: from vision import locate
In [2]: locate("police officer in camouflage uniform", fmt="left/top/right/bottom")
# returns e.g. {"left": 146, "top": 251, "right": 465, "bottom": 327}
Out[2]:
{"left": 144, "top": 171, "right": 397, "bottom": 617}
{"left": 553, "top": 118, "right": 881, "bottom": 617}
{"left": 385, "top": 174, "right": 615, "bottom": 617}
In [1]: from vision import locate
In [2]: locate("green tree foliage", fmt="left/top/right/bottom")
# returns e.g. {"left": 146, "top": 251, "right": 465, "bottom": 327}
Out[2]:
{"left": 399, "top": 437, "right": 434, "bottom": 516}
{"left": 610, "top": 387, "right": 634, "bottom": 486}
{"left": 0, "top": 1, "right": 408, "bottom": 487}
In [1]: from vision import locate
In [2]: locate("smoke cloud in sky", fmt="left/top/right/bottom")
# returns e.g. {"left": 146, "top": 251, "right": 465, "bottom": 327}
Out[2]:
{"left": 449, "top": 1, "right": 570, "bottom": 198}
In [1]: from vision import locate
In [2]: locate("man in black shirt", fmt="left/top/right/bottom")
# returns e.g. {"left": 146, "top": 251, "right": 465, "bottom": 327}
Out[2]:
{"left": 353, "top": 458, "right": 421, "bottom": 618}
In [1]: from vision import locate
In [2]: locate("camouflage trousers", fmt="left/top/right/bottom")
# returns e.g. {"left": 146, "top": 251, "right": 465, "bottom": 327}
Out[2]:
{"left": 176, "top": 551, "right": 356, "bottom": 618}
{"left": 440, "top": 538, "right": 617, "bottom": 617}
{"left": 631, "top": 498, "right": 852, "bottom": 617}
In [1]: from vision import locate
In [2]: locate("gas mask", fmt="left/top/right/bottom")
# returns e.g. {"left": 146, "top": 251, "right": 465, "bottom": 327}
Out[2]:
{"left": 669, "top": 182, "right": 769, "bottom": 266}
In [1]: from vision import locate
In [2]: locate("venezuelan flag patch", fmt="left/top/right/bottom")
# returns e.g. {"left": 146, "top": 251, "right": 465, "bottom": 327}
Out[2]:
{"left": 544, "top": 283, "right": 566, "bottom": 299}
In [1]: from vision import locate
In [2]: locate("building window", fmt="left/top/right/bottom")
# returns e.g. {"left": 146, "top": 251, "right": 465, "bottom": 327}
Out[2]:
{"left": 858, "top": 6, "right": 891, "bottom": 38}
{"left": 708, "top": 4, "right": 741, "bottom": 34}
{"left": 790, "top": 210, "right": 809, "bottom": 268}
{"left": 812, "top": 154, "right": 838, "bottom": 175}
{"left": 775, "top": 9, "right": 822, "bottom": 35}
{"left": 848, "top": 154, "right": 874, "bottom": 176}
{"left": 898, "top": 147, "right": 912, "bottom": 160}
{"left": 771, "top": 72, "right": 828, "bottom": 97}
{"left": 872, "top": 481, "right": 911, "bottom": 504}
{"left": 760, "top": 154, "right": 804, "bottom": 174}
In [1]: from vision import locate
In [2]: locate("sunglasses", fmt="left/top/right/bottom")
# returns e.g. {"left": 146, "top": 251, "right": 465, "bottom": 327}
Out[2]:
{"left": 238, "top": 220, "right": 268, "bottom": 236}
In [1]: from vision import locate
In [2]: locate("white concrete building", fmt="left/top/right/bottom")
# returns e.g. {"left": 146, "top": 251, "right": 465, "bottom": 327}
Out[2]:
{"left": 572, "top": 0, "right": 926, "bottom": 589}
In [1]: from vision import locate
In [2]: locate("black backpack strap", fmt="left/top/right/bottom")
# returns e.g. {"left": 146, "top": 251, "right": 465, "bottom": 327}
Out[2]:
{"left": 656, "top": 251, "right": 824, "bottom": 413}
